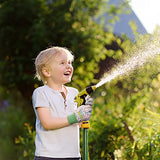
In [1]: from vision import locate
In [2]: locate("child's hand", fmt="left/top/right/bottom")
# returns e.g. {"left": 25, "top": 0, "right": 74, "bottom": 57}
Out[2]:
{"left": 67, "top": 96, "right": 93, "bottom": 124}
{"left": 85, "top": 95, "right": 93, "bottom": 106}
{"left": 75, "top": 104, "right": 92, "bottom": 122}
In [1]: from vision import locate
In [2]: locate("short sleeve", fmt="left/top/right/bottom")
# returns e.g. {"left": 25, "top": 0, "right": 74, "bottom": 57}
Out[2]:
{"left": 32, "top": 88, "right": 50, "bottom": 109}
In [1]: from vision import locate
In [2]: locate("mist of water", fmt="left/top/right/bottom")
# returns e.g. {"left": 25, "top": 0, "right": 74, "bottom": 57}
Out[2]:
{"left": 96, "top": 35, "right": 160, "bottom": 88}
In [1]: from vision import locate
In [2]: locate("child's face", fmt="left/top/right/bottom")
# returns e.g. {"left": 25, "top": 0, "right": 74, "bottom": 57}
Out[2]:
{"left": 47, "top": 51, "right": 73, "bottom": 85}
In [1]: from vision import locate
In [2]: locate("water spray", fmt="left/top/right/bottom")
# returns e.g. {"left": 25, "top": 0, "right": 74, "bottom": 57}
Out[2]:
{"left": 75, "top": 34, "right": 160, "bottom": 105}
{"left": 75, "top": 33, "right": 160, "bottom": 160}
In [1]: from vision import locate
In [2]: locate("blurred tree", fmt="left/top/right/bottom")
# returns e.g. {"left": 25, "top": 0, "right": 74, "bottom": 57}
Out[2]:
{"left": 1, "top": 0, "right": 143, "bottom": 159}
{"left": 0, "top": 0, "right": 47, "bottom": 98}
{"left": 0, "top": 0, "right": 129, "bottom": 101}
{"left": 88, "top": 30, "right": 160, "bottom": 159}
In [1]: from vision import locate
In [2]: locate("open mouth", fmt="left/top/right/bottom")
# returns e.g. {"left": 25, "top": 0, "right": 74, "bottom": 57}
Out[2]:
{"left": 64, "top": 71, "right": 71, "bottom": 76}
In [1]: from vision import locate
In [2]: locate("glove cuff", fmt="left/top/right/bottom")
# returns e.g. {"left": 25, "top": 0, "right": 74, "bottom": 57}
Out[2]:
{"left": 67, "top": 113, "right": 78, "bottom": 124}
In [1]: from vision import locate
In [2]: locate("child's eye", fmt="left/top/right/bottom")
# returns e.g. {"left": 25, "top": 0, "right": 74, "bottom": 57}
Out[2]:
{"left": 60, "top": 61, "right": 65, "bottom": 64}
{"left": 60, "top": 61, "right": 72, "bottom": 65}
{"left": 68, "top": 60, "right": 72, "bottom": 64}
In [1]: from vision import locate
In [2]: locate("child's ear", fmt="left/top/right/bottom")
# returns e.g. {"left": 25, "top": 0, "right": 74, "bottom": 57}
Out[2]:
{"left": 42, "top": 68, "right": 51, "bottom": 78}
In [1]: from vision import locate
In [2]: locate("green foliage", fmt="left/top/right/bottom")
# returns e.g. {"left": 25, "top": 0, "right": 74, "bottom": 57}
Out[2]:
{"left": 2, "top": 0, "right": 160, "bottom": 160}
{"left": 87, "top": 29, "right": 160, "bottom": 159}
{"left": 0, "top": 85, "right": 34, "bottom": 160}
{"left": 0, "top": 104, "right": 28, "bottom": 160}
{"left": 121, "top": 70, "right": 160, "bottom": 159}
{"left": 0, "top": 0, "right": 48, "bottom": 98}
{"left": 0, "top": 0, "right": 130, "bottom": 159}
{"left": 87, "top": 70, "right": 160, "bottom": 159}
{"left": 15, "top": 123, "right": 35, "bottom": 160}
{"left": 0, "top": 0, "right": 129, "bottom": 98}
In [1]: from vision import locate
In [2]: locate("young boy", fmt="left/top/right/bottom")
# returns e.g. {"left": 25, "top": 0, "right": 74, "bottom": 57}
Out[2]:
{"left": 32, "top": 46, "right": 93, "bottom": 160}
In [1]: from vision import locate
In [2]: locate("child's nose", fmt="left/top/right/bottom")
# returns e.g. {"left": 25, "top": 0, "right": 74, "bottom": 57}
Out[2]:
{"left": 66, "top": 63, "right": 72, "bottom": 68}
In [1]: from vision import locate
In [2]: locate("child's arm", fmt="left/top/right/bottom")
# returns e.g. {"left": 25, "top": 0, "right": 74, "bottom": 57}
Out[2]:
{"left": 37, "top": 107, "right": 70, "bottom": 130}
{"left": 37, "top": 96, "right": 93, "bottom": 130}
{"left": 37, "top": 106, "right": 91, "bottom": 130}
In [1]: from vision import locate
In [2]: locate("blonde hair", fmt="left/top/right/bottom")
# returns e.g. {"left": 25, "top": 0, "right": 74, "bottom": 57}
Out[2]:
{"left": 35, "top": 46, "right": 74, "bottom": 84}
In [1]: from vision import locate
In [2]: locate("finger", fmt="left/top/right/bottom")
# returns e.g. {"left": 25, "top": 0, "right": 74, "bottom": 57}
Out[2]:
{"left": 85, "top": 95, "right": 90, "bottom": 100}
{"left": 85, "top": 97, "right": 93, "bottom": 103}
{"left": 85, "top": 101, "right": 93, "bottom": 106}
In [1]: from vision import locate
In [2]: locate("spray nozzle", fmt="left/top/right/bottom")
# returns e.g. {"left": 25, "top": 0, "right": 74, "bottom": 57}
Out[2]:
{"left": 74, "top": 85, "right": 96, "bottom": 107}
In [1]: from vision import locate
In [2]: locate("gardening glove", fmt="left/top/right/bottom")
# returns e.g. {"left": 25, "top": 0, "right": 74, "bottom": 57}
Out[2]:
{"left": 67, "top": 96, "right": 93, "bottom": 124}
{"left": 85, "top": 95, "right": 93, "bottom": 106}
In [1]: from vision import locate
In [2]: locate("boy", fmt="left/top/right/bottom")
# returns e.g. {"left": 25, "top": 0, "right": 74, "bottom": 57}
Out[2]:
{"left": 32, "top": 46, "right": 93, "bottom": 160}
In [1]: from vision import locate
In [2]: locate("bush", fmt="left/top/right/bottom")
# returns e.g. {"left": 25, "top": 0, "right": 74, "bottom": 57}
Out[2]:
{"left": 0, "top": 86, "right": 33, "bottom": 160}
{"left": 15, "top": 123, "right": 35, "bottom": 160}
{"left": 0, "top": 106, "right": 28, "bottom": 160}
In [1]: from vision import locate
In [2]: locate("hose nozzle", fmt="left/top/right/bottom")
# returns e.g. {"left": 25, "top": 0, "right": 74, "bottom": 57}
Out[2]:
{"left": 74, "top": 85, "right": 96, "bottom": 106}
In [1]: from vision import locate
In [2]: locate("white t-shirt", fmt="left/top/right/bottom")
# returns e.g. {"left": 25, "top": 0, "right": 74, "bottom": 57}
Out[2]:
{"left": 32, "top": 85, "right": 81, "bottom": 158}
